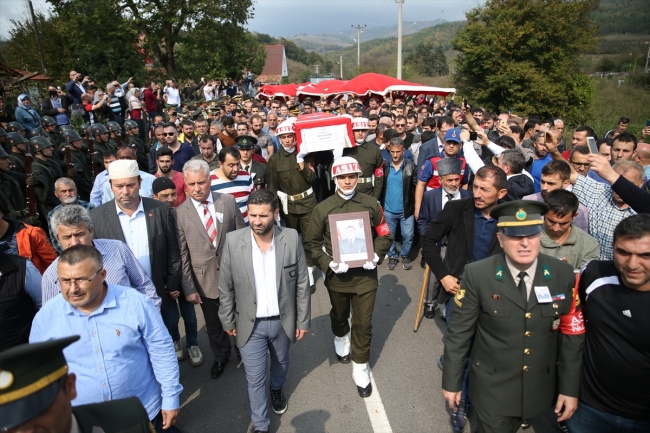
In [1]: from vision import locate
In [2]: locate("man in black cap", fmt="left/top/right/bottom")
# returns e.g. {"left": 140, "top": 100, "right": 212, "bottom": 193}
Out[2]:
{"left": 236, "top": 135, "right": 267, "bottom": 190}
{"left": 442, "top": 200, "right": 585, "bottom": 433}
{"left": 152, "top": 176, "right": 178, "bottom": 209}
{"left": 0, "top": 336, "right": 153, "bottom": 432}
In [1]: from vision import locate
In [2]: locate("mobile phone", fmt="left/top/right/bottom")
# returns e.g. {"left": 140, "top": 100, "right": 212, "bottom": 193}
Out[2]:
{"left": 469, "top": 131, "right": 478, "bottom": 141}
{"left": 463, "top": 98, "right": 468, "bottom": 108}
{"left": 509, "top": 107, "right": 513, "bottom": 114}
{"left": 587, "top": 137, "right": 598, "bottom": 154}
{"left": 646, "top": 119, "right": 650, "bottom": 127}
{"left": 499, "top": 118, "right": 507, "bottom": 128}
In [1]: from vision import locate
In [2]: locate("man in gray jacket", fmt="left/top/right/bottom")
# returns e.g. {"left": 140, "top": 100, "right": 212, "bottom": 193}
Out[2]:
{"left": 218, "top": 189, "right": 311, "bottom": 433}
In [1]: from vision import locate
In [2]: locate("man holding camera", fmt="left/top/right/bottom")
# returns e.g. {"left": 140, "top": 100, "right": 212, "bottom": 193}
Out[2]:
{"left": 65, "top": 71, "right": 89, "bottom": 105}
{"left": 41, "top": 84, "right": 73, "bottom": 129}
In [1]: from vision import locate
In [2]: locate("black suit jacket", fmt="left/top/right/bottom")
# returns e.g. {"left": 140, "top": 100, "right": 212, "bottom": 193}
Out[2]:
{"left": 421, "top": 197, "right": 502, "bottom": 305}
{"left": 417, "top": 187, "right": 473, "bottom": 235}
{"left": 41, "top": 95, "right": 74, "bottom": 119}
{"left": 504, "top": 174, "right": 534, "bottom": 202}
{"left": 89, "top": 197, "right": 181, "bottom": 310}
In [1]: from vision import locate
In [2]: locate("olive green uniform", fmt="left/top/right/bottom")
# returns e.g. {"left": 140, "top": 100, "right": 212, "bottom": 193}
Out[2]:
{"left": 0, "top": 170, "right": 28, "bottom": 218}
{"left": 443, "top": 253, "right": 584, "bottom": 432}
{"left": 8, "top": 150, "right": 27, "bottom": 173}
{"left": 191, "top": 153, "right": 220, "bottom": 171}
{"left": 343, "top": 142, "right": 384, "bottom": 200}
{"left": 267, "top": 147, "right": 317, "bottom": 264}
{"left": 245, "top": 160, "right": 267, "bottom": 189}
{"left": 32, "top": 157, "right": 63, "bottom": 217}
{"left": 70, "top": 148, "right": 93, "bottom": 201}
{"left": 305, "top": 192, "right": 393, "bottom": 363}
{"left": 128, "top": 135, "right": 149, "bottom": 172}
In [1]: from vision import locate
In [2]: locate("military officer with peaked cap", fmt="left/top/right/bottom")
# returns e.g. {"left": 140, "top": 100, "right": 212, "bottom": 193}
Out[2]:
{"left": 304, "top": 156, "right": 393, "bottom": 399}
{"left": 236, "top": 135, "right": 266, "bottom": 189}
{"left": 442, "top": 200, "right": 585, "bottom": 433}
{"left": 0, "top": 336, "right": 153, "bottom": 432}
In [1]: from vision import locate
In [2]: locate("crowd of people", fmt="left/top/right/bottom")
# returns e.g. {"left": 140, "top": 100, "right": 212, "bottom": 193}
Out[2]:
{"left": 0, "top": 71, "right": 649, "bottom": 433}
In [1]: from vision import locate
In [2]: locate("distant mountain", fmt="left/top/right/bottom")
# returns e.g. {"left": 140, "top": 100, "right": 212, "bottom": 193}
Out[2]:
{"left": 289, "top": 20, "right": 447, "bottom": 53}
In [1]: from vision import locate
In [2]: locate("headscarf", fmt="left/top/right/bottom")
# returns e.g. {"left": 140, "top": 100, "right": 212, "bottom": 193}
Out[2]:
{"left": 17, "top": 94, "right": 36, "bottom": 112}
{"left": 126, "top": 89, "right": 142, "bottom": 110}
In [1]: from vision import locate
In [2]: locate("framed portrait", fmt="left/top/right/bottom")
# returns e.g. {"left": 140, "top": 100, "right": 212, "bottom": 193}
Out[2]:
{"left": 329, "top": 211, "right": 374, "bottom": 268}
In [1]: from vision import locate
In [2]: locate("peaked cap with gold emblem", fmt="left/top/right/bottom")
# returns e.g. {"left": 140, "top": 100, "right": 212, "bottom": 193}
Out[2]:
{"left": 490, "top": 199, "right": 549, "bottom": 237}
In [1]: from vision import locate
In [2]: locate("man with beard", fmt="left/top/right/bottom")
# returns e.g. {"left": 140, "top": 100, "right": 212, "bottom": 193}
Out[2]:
{"left": 421, "top": 165, "right": 507, "bottom": 432}
{"left": 304, "top": 157, "right": 392, "bottom": 398}
{"left": 341, "top": 118, "right": 384, "bottom": 200}
{"left": 155, "top": 147, "right": 186, "bottom": 208}
{"left": 46, "top": 178, "right": 95, "bottom": 253}
{"left": 210, "top": 146, "right": 253, "bottom": 224}
{"left": 161, "top": 122, "right": 196, "bottom": 172}
{"left": 267, "top": 119, "right": 318, "bottom": 292}
{"left": 417, "top": 159, "right": 472, "bottom": 319}
{"left": 249, "top": 114, "right": 274, "bottom": 159}
{"left": 192, "top": 134, "right": 221, "bottom": 171}
{"left": 530, "top": 132, "right": 553, "bottom": 192}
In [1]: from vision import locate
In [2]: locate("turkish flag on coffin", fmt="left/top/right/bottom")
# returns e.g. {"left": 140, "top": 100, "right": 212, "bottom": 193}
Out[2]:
{"left": 294, "top": 113, "right": 356, "bottom": 153}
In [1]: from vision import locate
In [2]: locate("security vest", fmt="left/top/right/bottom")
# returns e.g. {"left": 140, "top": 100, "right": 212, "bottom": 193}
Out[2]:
{"left": 426, "top": 156, "right": 467, "bottom": 190}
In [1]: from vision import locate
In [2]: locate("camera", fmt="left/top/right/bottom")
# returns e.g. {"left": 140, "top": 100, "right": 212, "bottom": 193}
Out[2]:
{"left": 469, "top": 131, "right": 478, "bottom": 141}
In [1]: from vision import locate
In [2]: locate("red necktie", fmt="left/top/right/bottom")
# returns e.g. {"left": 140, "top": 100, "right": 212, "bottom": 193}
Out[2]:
{"left": 202, "top": 201, "right": 217, "bottom": 244}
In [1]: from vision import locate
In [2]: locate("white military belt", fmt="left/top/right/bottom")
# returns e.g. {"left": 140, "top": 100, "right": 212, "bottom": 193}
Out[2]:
{"left": 287, "top": 188, "right": 314, "bottom": 201}
{"left": 356, "top": 176, "right": 373, "bottom": 184}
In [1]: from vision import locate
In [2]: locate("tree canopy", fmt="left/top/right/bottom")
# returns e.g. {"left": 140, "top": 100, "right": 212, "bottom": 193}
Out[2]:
{"left": 452, "top": 0, "right": 599, "bottom": 126}
{"left": 405, "top": 42, "right": 448, "bottom": 77}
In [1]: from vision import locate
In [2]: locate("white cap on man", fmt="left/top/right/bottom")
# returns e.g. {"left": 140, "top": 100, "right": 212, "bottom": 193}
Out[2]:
{"left": 108, "top": 160, "right": 139, "bottom": 179}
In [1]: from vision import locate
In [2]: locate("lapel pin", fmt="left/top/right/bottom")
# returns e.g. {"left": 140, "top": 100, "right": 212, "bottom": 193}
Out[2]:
{"left": 491, "top": 294, "right": 500, "bottom": 300}
{"left": 148, "top": 213, "right": 153, "bottom": 217}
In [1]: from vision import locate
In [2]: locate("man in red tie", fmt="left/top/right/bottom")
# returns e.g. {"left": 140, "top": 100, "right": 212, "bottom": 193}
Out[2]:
{"left": 175, "top": 159, "right": 246, "bottom": 379}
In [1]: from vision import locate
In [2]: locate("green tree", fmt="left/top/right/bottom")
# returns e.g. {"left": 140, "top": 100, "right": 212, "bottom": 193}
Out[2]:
{"left": 324, "top": 60, "right": 334, "bottom": 74}
{"left": 452, "top": 0, "right": 599, "bottom": 125}
{"left": 404, "top": 42, "right": 436, "bottom": 76}
{"left": 432, "top": 45, "right": 448, "bottom": 76}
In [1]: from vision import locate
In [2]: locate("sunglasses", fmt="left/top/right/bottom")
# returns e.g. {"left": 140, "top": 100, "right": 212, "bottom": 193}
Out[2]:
{"left": 162, "top": 132, "right": 176, "bottom": 136}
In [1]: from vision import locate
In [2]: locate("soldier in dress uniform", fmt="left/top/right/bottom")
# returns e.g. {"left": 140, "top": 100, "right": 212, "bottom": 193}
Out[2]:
{"left": 28, "top": 136, "right": 66, "bottom": 219}
{"left": 42, "top": 115, "right": 63, "bottom": 149}
{"left": 304, "top": 157, "right": 393, "bottom": 398}
{"left": 6, "top": 132, "right": 29, "bottom": 174}
{"left": 341, "top": 117, "right": 385, "bottom": 200}
{"left": 124, "top": 119, "right": 148, "bottom": 172}
{"left": 0, "top": 336, "right": 154, "bottom": 432}
{"left": 105, "top": 121, "right": 122, "bottom": 149}
{"left": 267, "top": 119, "right": 318, "bottom": 292}
{"left": 90, "top": 123, "right": 112, "bottom": 173}
{"left": 236, "top": 135, "right": 266, "bottom": 189}
{"left": 62, "top": 130, "right": 93, "bottom": 201}
{"left": 442, "top": 200, "right": 585, "bottom": 433}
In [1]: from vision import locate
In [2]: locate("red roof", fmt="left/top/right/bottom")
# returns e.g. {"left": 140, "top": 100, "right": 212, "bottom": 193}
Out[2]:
{"left": 260, "top": 45, "right": 286, "bottom": 82}
{"left": 0, "top": 64, "right": 50, "bottom": 82}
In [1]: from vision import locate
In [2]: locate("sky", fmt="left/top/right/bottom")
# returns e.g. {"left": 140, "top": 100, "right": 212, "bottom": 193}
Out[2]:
{"left": 0, "top": 0, "right": 483, "bottom": 40}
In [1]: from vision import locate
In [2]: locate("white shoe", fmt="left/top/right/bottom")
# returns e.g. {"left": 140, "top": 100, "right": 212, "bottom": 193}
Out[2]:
{"left": 189, "top": 346, "right": 203, "bottom": 367}
{"left": 352, "top": 361, "right": 371, "bottom": 388}
{"left": 174, "top": 340, "right": 184, "bottom": 361}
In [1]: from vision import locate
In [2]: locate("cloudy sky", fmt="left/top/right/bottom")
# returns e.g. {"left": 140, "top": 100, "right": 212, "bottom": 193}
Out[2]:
{"left": 0, "top": 0, "right": 482, "bottom": 40}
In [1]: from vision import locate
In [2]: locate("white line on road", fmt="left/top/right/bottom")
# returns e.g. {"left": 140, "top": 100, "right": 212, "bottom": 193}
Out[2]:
{"left": 364, "top": 371, "right": 393, "bottom": 433}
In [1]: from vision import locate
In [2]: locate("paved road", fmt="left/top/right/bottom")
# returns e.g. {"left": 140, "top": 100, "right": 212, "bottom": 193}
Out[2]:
{"left": 173, "top": 250, "right": 564, "bottom": 433}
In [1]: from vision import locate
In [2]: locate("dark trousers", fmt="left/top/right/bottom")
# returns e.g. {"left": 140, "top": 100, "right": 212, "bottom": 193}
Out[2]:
{"left": 284, "top": 211, "right": 313, "bottom": 266}
{"left": 151, "top": 410, "right": 182, "bottom": 432}
{"left": 565, "top": 401, "right": 650, "bottom": 433}
{"left": 425, "top": 246, "right": 446, "bottom": 306}
{"left": 327, "top": 289, "right": 377, "bottom": 364}
{"left": 474, "top": 406, "right": 522, "bottom": 433}
{"left": 199, "top": 296, "right": 232, "bottom": 362}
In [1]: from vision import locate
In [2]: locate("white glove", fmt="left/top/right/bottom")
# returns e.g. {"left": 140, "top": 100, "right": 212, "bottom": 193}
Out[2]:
{"left": 363, "top": 261, "right": 376, "bottom": 270}
{"left": 372, "top": 253, "right": 380, "bottom": 264}
{"left": 329, "top": 261, "right": 349, "bottom": 274}
{"left": 332, "top": 142, "right": 344, "bottom": 160}
{"left": 296, "top": 146, "right": 309, "bottom": 164}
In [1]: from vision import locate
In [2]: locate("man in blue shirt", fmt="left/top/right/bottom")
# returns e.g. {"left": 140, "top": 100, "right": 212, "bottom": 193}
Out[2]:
{"left": 383, "top": 137, "right": 417, "bottom": 271}
{"left": 30, "top": 244, "right": 182, "bottom": 431}
{"left": 530, "top": 131, "right": 553, "bottom": 192}
{"left": 89, "top": 149, "right": 117, "bottom": 207}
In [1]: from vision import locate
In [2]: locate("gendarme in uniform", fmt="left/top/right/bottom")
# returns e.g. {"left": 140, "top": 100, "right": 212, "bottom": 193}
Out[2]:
{"left": 342, "top": 117, "right": 384, "bottom": 200}
{"left": 0, "top": 336, "right": 153, "bottom": 432}
{"left": 442, "top": 200, "right": 585, "bottom": 433}
{"left": 305, "top": 156, "right": 393, "bottom": 398}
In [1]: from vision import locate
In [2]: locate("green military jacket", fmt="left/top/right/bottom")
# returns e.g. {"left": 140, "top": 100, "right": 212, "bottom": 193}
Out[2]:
{"left": 8, "top": 151, "right": 27, "bottom": 173}
{"left": 267, "top": 147, "right": 316, "bottom": 215}
{"left": 0, "top": 171, "right": 27, "bottom": 216}
{"left": 73, "top": 396, "right": 154, "bottom": 433}
{"left": 305, "top": 192, "right": 393, "bottom": 294}
{"left": 442, "top": 253, "right": 584, "bottom": 419}
{"left": 541, "top": 225, "right": 600, "bottom": 270}
{"left": 343, "top": 142, "right": 384, "bottom": 200}
{"left": 245, "top": 160, "right": 267, "bottom": 189}
{"left": 32, "top": 157, "right": 63, "bottom": 215}
{"left": 190, "top": 153, "right": 220, "bottom": 171}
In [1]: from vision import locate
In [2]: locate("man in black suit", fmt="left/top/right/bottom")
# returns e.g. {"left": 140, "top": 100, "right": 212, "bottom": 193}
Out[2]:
{"left": 89, "top": 159, "right": 181, "bottom": 312}
{"left": 421, "top": 165, "right": 507, "bottom": 432}
{"left": 417, "top": 158, "right": 472, "bottom": 319}
{"left": 497, "top": 149, "right": 535, "bottom": 201}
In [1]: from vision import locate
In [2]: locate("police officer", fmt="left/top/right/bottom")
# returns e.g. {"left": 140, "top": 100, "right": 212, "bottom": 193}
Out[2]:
{"left": 342, "top": 117, "right": 384, "bottom": 200}
{"left": 0, "top": 336, "right": 153, "bottom": 432}
{"left": 442, "top": 200, "right": 585, "bottom": 433}
{"left": 236, "top": 135, "right": 267, "bottom": 190}
{"left": 304, "top": 156, "right": 393, "bottom": 398}
{"left": 62, "top": 130, "right": 93, "bottom": 201}
{"left": 29, "top": 136, "right": 66, "bottom": 218}
{"left": 267, "top": 119, "right": 318, "bottom": 291}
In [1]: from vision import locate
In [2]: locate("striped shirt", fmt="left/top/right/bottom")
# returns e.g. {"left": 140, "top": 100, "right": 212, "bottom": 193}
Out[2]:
{"left": 41, "top": 238, "right": 161, "bottom": 310}
{"left": 209, "top": 170, "right": 253, "bottom": 224}
{"left": 109, "top": 95, "right": 121, "bottom": 114}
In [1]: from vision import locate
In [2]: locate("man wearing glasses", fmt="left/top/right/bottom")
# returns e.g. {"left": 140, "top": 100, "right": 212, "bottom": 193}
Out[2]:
{"left": 393, "top": 115, "right": 415, "bottom": 147}
{"left": 161, "top": 122, "right": 196, "bottom": 172}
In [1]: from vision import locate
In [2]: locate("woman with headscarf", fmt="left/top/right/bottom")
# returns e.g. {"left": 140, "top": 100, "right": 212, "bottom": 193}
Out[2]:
{"left": 127, "top": 88, "right": 145, "bottom": 141}
{"left": 14, "top": 94, "right": 42, "bottom": 133}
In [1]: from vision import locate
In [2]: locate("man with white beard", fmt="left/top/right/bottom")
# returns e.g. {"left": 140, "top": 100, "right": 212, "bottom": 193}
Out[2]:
{"left": 416, "top": 159, "right": 472, "bottom": 319}
{"left": 47, "top": 177, "right": 95, "bottom": 253}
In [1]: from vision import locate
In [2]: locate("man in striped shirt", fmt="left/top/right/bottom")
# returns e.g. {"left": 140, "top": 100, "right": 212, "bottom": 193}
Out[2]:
{"left": 210, "top": 146, "right": 253, "bottom": 225}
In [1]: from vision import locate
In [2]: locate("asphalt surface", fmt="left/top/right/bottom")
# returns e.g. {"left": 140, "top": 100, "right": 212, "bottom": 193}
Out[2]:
{"left": 173, "top": 249, "right": 564, "bottom": 433}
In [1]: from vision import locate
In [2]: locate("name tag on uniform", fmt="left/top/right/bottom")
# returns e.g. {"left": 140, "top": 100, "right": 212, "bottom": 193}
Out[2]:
{"left": 534, "top": 286, "right": 553, "bottom": 303}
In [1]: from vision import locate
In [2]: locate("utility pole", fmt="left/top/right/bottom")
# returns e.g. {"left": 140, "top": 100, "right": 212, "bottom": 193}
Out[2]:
{"left": 28, "top": 0, "right": 47, "bottom": 76}
{"left": 645, "top": 41, "right": 650, "bottom": 74}
{"left": 351, "top": 25, "right": 366, "bottom": 66}
{"left": 338, "top": 55, "right": 344, "bottom": 80}
{"left": 396, "top": 0, "right": 404, "bottom": 79}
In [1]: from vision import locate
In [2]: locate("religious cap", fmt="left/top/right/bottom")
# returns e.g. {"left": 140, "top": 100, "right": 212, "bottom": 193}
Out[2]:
{"left": 437, "top": 158, "right": 463, "bottom": 176}
{"left": 108, "top": 160, "right": 139, "bottom": 180}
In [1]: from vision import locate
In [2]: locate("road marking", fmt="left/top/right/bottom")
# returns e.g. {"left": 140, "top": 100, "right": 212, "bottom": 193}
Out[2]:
{"left": 364, "top": 371, "right": 393, "bottom": 433}
{"left": 180, "top": 388, "right": 200, "bottom": 409}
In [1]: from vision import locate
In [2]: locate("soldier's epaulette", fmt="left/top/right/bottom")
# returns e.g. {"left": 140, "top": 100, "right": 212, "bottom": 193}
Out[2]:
{"left": 542, "top": 264, "right": 552, "bottom": 280}
{"left": 495, "top": 266, "right": 504, "bottom": 281}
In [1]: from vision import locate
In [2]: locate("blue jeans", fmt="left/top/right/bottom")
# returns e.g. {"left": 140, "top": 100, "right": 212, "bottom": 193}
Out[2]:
{"left": 384, "top": 210, "right": 415, "bottom": 258}
{"left": 162, "top": 296, "right": 199, "bottom": 348}
{"left": 445, "top": 298, "right": 471, "bottom": 405}
{"left": 565, "top": 401, "right": 650, "bottom": 433}
{"left": 239, "top": 317, "right": 291, "bottom": 431}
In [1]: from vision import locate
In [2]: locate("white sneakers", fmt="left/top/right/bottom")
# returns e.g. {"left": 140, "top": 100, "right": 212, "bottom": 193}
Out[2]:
{"left": 174, "top": 341, "right": 203, "bottom": 367}
{"left": 173, "top": 340, "right": 184, "bottom": 361}
{"left": 189, "top": 346, "right": 203, "bottom": 367}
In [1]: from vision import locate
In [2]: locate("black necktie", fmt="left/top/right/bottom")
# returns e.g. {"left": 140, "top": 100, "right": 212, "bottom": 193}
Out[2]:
{"left": 244, "top": 165, "right": 250, "bottom": 173}
{"left": 446, "top": 193, "right": 454, "bottom": 201}
{"left": 518, "top": 271, "right": 528, "bottom": 305}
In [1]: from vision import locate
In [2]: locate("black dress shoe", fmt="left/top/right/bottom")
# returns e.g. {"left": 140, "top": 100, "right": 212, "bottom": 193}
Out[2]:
{"left": 211, "top": 360, "right": 228, "bottom": 379}
{"left": 357, "top": 383, "right": 372, "bottom": 398}
{"left": 521, "top": 419, "right": 531, "bottom": 429}
{"left": 310, "top": 284, "right": 316, "bottom": 294}
{"left": 420, "top": 256, "right": 426, "bottom": 269}
{"left": 336, "top": 353, "right": 351, "bottom": 363}
{"left": 424, "top": 304, "right": 435, "bottom": 319}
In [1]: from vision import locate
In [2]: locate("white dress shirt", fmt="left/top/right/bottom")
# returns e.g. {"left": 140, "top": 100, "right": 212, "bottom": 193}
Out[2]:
{"left": 441, "top": 189, "right": 461, "bottom": 209}
{"left": 116, "top": 199, "right": 151, "bottom": 277}
{"left": 251, "top": 231, "right": 279, "bottom": 318}
{"left": 191, "top": 195, "right": 217, "bottom": 247}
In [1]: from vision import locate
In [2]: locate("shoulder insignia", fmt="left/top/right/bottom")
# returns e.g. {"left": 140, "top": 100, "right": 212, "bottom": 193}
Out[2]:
{"left": 543, "top": 265, "right": 552, "bottom": 280}
{"left": 495, "top": 266, "right": 504, "bottom": 281}
{"left": 454, "top": 288, "right": 465, "bottom": 307}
